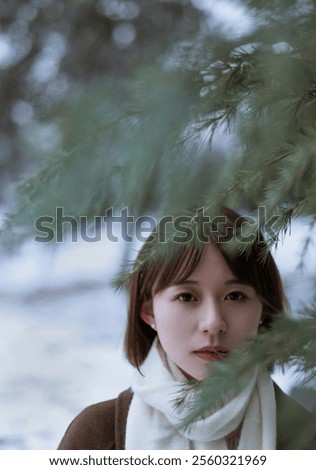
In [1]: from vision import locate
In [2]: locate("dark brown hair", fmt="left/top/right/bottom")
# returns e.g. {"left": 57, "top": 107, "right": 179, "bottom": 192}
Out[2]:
{"left": 124, "top": 207, "right": 287, "bottom": 368}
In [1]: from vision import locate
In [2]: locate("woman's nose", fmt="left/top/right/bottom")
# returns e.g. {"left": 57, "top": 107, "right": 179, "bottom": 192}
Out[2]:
{"left": 198, "top": 301, "right": 227, "bottom": 335}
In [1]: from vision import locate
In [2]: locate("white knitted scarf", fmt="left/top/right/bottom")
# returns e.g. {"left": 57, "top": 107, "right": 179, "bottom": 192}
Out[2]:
{"left": 125, "top": 339, "right": 276, "bottom": 450}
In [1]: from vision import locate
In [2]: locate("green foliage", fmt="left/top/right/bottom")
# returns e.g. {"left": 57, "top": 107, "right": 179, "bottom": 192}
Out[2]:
{"left": 2, "top": 2, "right": 316, "bottom": 233}
{"left": 0, "top": 0, "right": 202, "bottom": 202}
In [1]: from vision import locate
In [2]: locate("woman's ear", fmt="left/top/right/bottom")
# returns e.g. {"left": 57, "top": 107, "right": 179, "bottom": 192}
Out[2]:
{"left": 140, "top": 300, "right": 156, "bottom": 330}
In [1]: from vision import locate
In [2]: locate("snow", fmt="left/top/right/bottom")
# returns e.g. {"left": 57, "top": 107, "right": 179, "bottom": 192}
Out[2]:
{"left": 0, "top": 227, "right": 134, "bottom": 449}
{"left": 272, "top": 217, "right": 316, "bottom": 275}
{"left": 191, "top": 0, "right": 258, "bottom": 39}
{"left": 0, "top": 217, "right": 315, "bottom": 449}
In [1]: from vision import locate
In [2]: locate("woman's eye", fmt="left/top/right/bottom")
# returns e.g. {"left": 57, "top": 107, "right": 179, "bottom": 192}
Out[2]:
{"left": 226, "top": 291, "right": 245, "bottom": 301}
{"left": 177, "top": 293, "right": 197, "bottom": 302}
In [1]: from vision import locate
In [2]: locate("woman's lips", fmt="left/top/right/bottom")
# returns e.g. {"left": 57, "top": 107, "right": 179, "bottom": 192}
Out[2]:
{"left": 194, "top": 345, "right": 229, "bottom": 361}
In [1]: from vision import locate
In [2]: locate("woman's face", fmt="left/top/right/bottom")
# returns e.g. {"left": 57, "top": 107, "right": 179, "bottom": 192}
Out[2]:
{"left": 142, "top": 243, "right": 263, "bottom": 380}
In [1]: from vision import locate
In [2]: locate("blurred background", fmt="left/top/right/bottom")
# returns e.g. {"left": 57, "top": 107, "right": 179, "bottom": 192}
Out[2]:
{"left": 1, "top": 0, "right": 316, "bottom": 449}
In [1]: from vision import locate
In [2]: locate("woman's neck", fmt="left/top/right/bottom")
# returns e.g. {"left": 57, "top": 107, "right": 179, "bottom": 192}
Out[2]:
{"left": 226, "top": 422, "right": 242, "bottom": 450}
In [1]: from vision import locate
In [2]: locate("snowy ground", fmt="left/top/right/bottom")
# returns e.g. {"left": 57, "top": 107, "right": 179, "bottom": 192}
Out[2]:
{"left": 0, "top": 217, "right": 315, "bottom": 449}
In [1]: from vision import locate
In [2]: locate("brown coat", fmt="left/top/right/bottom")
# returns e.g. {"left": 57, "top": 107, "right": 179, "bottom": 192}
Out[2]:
{"left": 58, "top": 385, "right": 316, "bottom": 450}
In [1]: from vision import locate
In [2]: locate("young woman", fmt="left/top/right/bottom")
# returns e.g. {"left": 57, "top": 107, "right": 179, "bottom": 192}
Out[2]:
{"left": 58, "top": 208, "right": 316, "bottom": 450}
